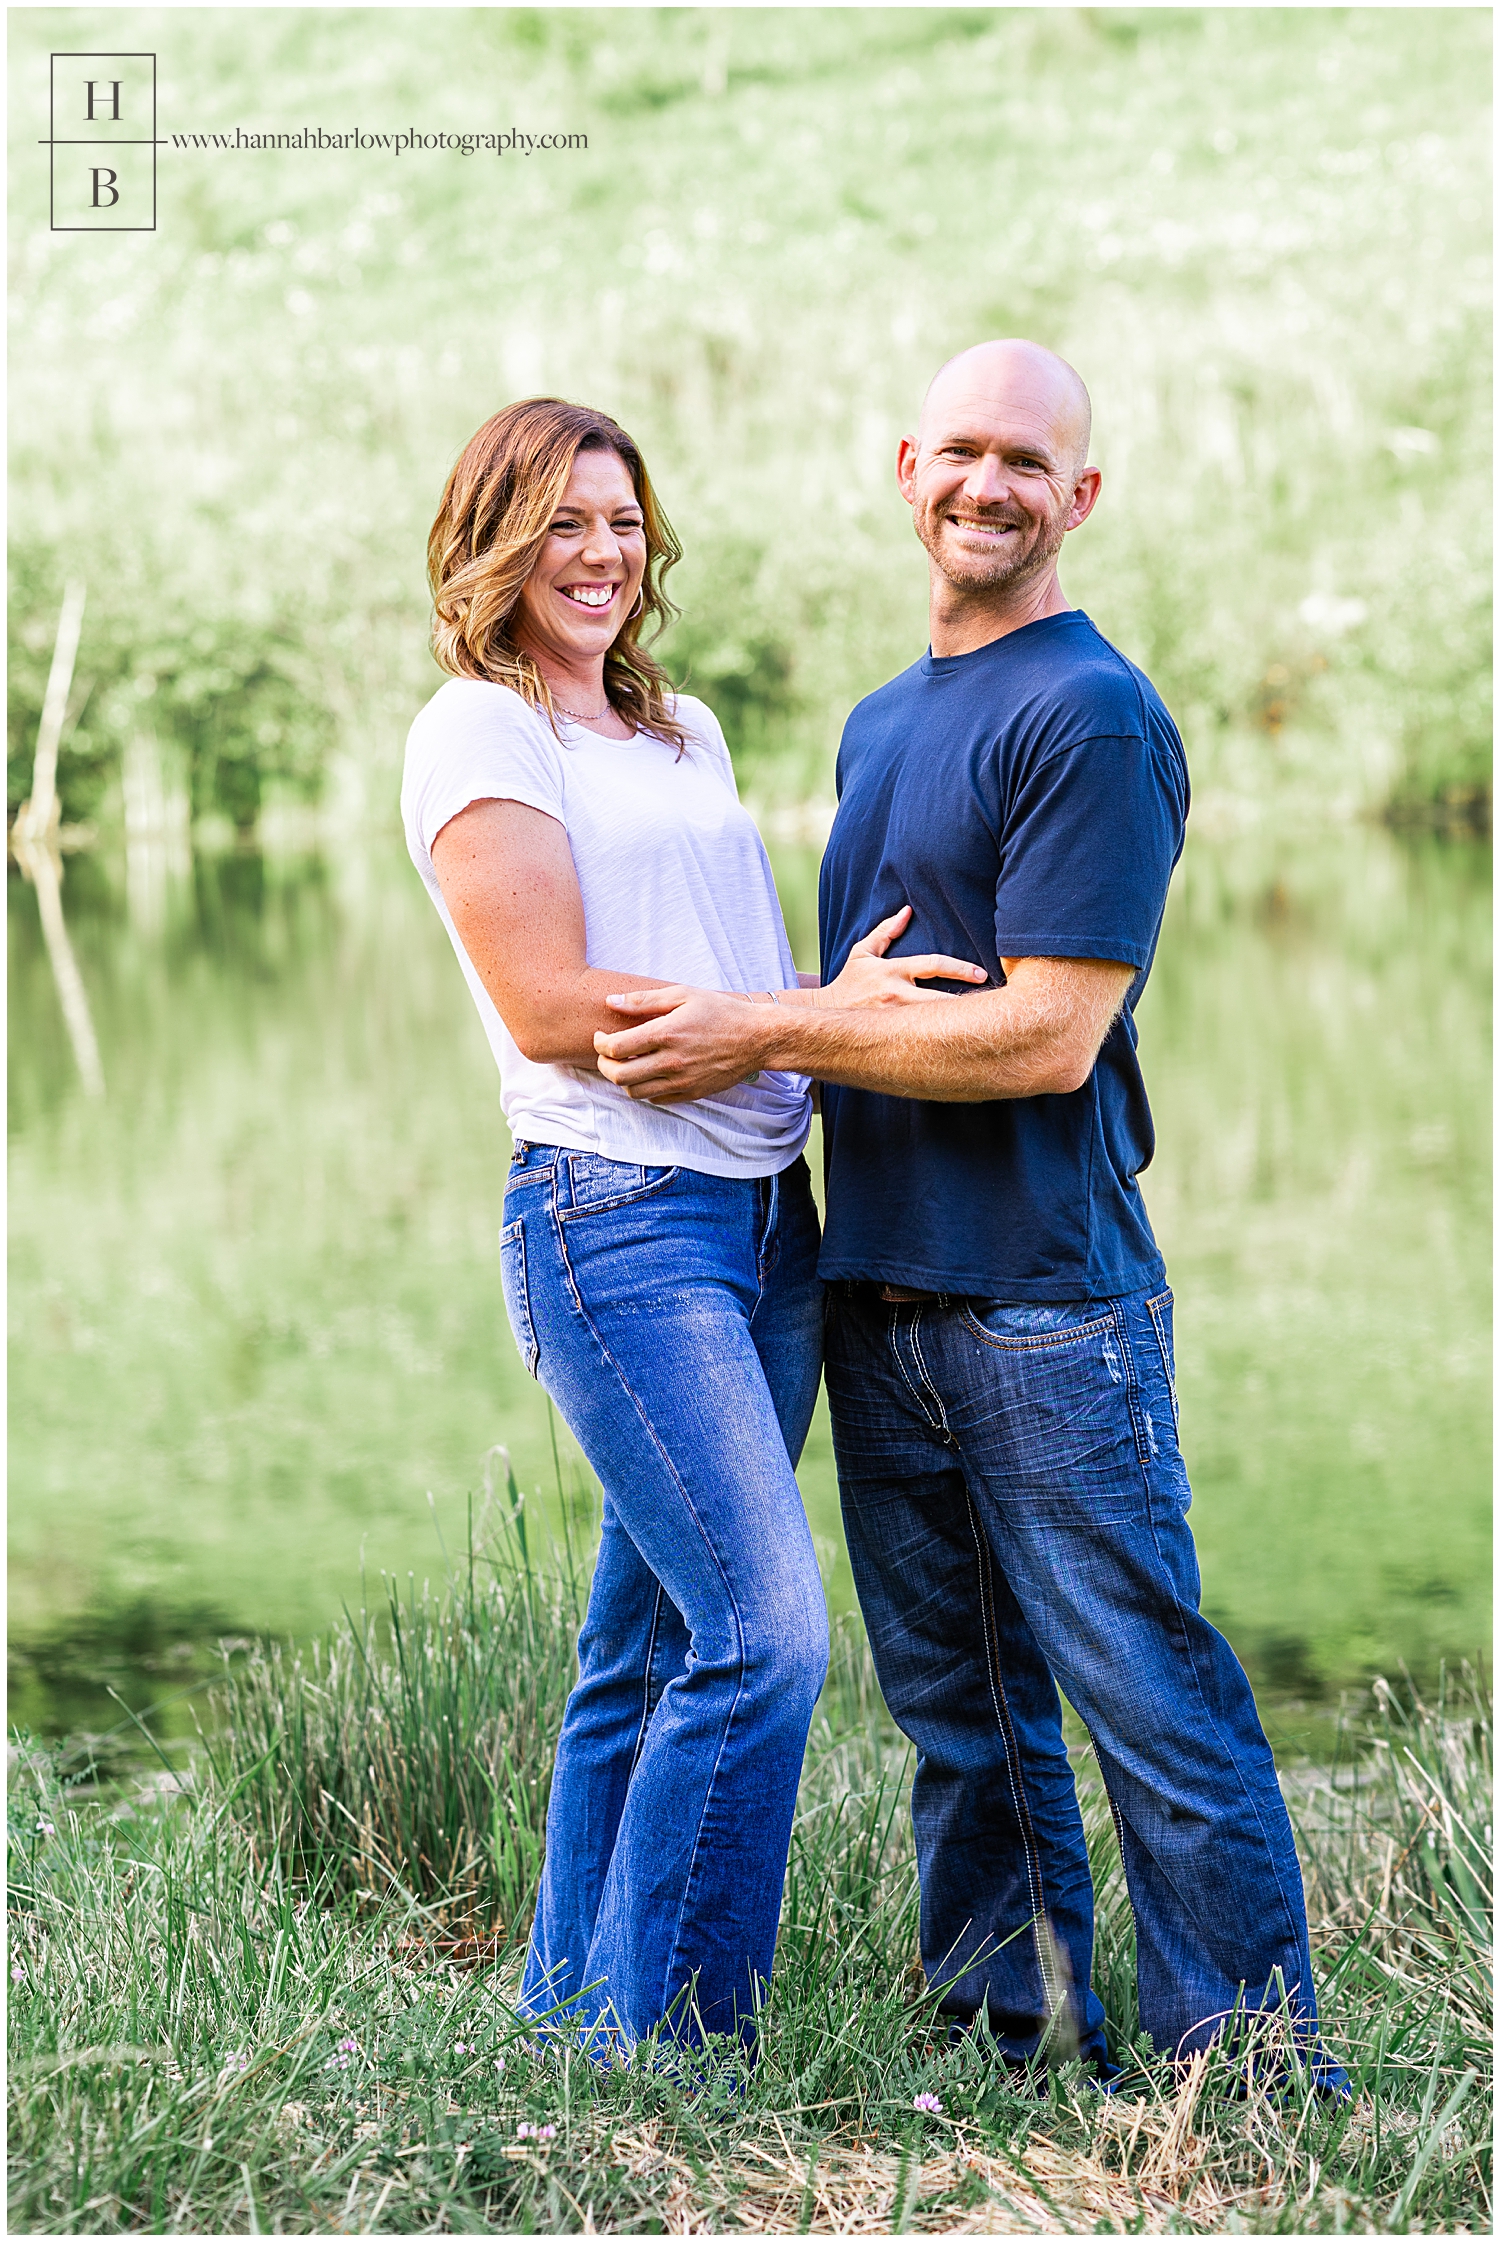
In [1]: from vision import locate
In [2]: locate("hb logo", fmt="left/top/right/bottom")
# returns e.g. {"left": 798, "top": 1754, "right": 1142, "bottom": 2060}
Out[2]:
{"left": 48, "top": 54, "right": 157, "bottom": 231}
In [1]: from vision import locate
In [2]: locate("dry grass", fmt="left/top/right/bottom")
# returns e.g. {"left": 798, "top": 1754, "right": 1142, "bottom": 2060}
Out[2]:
{"left": 505, "top": 2078, "right": 1479, "bottom": 2234}
{"left": 167, "top": 2038, "right": 1480, "bottom": 2236}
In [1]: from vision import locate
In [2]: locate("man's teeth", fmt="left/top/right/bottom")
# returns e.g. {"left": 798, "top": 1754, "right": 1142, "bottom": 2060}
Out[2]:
{"left": 564, "top": 585, "right": 615, "bottom": 607}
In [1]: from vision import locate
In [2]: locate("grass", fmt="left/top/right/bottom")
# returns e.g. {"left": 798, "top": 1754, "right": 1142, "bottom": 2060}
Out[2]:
{"left": 8, "top": 1498, "right": 1491, "bottom": 2234}
{"left": 200, "top": 1454, "right": 583, "bottom": 1938}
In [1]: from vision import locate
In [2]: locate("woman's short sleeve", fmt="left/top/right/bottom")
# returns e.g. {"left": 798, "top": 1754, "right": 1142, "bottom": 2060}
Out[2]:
{"left": 404, "top": 681, "right": 566, "bottom": 861}
{"left": 674, "top": 695, "right": 739, "bottom": 800}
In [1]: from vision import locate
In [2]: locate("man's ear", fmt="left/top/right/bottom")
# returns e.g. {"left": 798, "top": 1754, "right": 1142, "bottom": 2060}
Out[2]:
{"left": 896, "top": 435, "right": 920, "bottom": 503}
{"left": 1066, "top": 465, "right": 1103, "bottom": 532}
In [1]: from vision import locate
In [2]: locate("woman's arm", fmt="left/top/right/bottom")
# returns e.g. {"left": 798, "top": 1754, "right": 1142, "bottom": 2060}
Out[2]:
{"left": 430, "top": 798, "right": 679, "bottom": 1066}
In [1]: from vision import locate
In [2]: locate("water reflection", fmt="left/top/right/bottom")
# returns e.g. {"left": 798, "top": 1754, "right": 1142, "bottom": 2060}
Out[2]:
{"left": 6, "top": 821, "right": 1490, "bottom": 1747}
{"left": 11, "top": 580, "right": 105, "bottom": 1097}
{"left": 11, "top": 839, "right": 105, "bottom": 1100}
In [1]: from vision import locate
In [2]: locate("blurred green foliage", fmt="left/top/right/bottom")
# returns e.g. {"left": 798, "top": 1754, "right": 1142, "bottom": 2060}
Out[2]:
{"left": 7, "top": 546, "right": 331, "bottom": 828}
{"left": 8, "top": 5, "right": 1491, "bottom": 824}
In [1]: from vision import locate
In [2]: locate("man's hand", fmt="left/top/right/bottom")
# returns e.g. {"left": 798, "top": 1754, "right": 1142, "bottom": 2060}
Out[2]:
{"left": 816, "top": 905, "right": 988, "bottom": 1007}
{"left": 594, "top": 985, "right": 775, "bottom": 1103}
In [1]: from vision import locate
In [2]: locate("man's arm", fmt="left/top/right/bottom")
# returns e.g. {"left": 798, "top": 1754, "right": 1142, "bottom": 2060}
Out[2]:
{"left": 594, "top": 955, "right": 1136, "bottom": 1105}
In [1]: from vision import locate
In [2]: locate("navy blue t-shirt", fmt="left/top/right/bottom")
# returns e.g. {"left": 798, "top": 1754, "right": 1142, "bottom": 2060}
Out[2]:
{"left": 817, "top": 609, "right": 1188, "bottom": 1299}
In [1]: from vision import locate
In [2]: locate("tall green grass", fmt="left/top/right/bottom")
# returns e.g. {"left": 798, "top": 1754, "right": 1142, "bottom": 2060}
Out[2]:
{"left": 202, "top": 1454, "right": 583, "bottom": 1934}
{"left": 9, "top": 1509, "right": 1490, "bottom": 2232}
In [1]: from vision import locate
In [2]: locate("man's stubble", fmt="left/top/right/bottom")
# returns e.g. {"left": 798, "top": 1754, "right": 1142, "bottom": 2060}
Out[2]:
{"left": 916, "top": 502, "right": 1071, "bottom": 600}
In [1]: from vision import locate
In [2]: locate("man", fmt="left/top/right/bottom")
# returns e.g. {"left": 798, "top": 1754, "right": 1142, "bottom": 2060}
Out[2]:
{"left": 595, "top": 340, "right": 1336, "bottom": 2083}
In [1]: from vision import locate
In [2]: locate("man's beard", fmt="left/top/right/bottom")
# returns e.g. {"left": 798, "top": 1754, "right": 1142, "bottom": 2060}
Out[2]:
{"left": 918, "top": 505, "right": 1068, "bottom": 593}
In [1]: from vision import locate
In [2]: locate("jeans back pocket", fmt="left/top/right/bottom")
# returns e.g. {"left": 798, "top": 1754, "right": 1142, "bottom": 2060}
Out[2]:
{"left": 500, "top": 1216, "right": 540, "bottom": 1377}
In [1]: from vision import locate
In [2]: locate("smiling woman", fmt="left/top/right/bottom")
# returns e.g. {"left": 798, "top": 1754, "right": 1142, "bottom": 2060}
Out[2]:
{"left": 401, "top": 395, "right": 978, "bottom": 2064}
{"left": 425, "top": 397, "right": 687, "bottom": 747}
{"left": 406, "top": 400, "right": 828, "bottom": 2058}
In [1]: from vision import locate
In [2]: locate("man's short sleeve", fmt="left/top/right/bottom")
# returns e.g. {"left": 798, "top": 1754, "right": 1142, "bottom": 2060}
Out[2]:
{"left": 991, "top": 734, "right": 1186, "bottom": 969}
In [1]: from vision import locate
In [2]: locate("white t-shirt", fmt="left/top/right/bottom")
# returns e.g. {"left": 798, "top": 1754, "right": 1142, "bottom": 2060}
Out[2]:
{"left": 401, "top": 678, "right": 811, "bottom": 1178}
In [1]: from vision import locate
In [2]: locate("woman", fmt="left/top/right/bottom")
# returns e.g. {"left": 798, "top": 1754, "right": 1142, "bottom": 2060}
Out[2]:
{"left": 401, "top": 398, "right": 981, "bottom": 2054}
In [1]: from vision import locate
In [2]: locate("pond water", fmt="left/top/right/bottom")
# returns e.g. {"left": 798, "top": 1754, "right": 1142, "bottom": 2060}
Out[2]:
{"left": 8, "top": 820, "right": 1490, "bottom": 1753}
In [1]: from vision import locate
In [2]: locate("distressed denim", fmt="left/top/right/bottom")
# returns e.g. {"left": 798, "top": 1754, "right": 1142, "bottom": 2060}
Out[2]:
{"left": 502, "top": 1142, "right": 827, "bottom": 2051}
{"left": 824, "top": 1284, "right": 1340, "bottom": 2079}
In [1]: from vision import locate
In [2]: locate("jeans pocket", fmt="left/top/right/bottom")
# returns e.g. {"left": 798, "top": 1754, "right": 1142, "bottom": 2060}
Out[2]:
{"left": 959, "top": 1299, "right": 1118, "bottom": 1350}
{"left": 560, "top": 1151, "right": 680, "bottom": 1219}
{"left": 959, "top": 1302, "right": 1146, "bottom": 1522}
{"left": 500, "top": 1216, "right": 540, "bottom": 1377}
{"left": 1146, "top": 1289, "right": 1179, "bottom": 1435}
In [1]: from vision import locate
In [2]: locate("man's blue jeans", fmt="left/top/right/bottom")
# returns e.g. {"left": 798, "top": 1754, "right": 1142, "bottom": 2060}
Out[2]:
{"left": 824, "top": 1283, "right": 1330, "bottom": 2073}
{"left": 502, "top": 1143, "right": 827, "bottom": 2050}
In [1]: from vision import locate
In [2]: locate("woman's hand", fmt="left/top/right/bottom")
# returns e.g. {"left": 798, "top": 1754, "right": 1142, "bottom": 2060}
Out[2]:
{"left": 815, "top": 906, "right": 988, "bottom": 1009}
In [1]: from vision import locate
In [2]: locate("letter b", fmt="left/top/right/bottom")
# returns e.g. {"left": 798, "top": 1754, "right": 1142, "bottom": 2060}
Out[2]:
{"left": 91, "top": 168, "right": 119, "bottom": 207}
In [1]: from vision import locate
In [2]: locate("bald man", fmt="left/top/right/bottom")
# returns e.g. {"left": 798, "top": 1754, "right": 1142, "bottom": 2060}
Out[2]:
{"left": 596, "top": 342, "right": 1339, "bottom": 2087}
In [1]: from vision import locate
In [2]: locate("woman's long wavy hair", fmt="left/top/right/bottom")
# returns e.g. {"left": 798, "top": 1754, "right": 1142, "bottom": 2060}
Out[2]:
{"left": 427, "top": 398, "right": 686, "bottom": 748}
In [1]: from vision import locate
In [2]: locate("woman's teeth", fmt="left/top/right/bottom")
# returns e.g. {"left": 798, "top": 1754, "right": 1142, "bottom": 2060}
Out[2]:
{"left": 563, "top": 585, "right": 615, "bottom": 607}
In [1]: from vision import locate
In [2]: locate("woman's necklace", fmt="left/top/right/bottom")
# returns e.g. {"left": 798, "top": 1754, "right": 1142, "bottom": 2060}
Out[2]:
{"left": 553, "top": 695, "right": 611, "bottom": 722}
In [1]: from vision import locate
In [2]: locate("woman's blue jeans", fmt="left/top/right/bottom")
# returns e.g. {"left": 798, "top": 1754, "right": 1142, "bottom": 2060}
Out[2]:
{"left": 501, "top": 1142, "right": 827, "bottom": 2051}
{"left": 825, "top": 1284, "right": 1339, "bottom": 2079}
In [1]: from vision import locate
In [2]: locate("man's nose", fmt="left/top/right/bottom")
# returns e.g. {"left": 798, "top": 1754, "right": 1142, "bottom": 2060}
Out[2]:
{"left": 962, "top": 454, "right": 1011, "bottom": 505}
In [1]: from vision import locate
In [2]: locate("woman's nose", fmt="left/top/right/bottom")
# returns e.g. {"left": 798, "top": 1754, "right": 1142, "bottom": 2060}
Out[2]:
{"left": 580, "top": 525, "right": 619, "bottom": 562}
